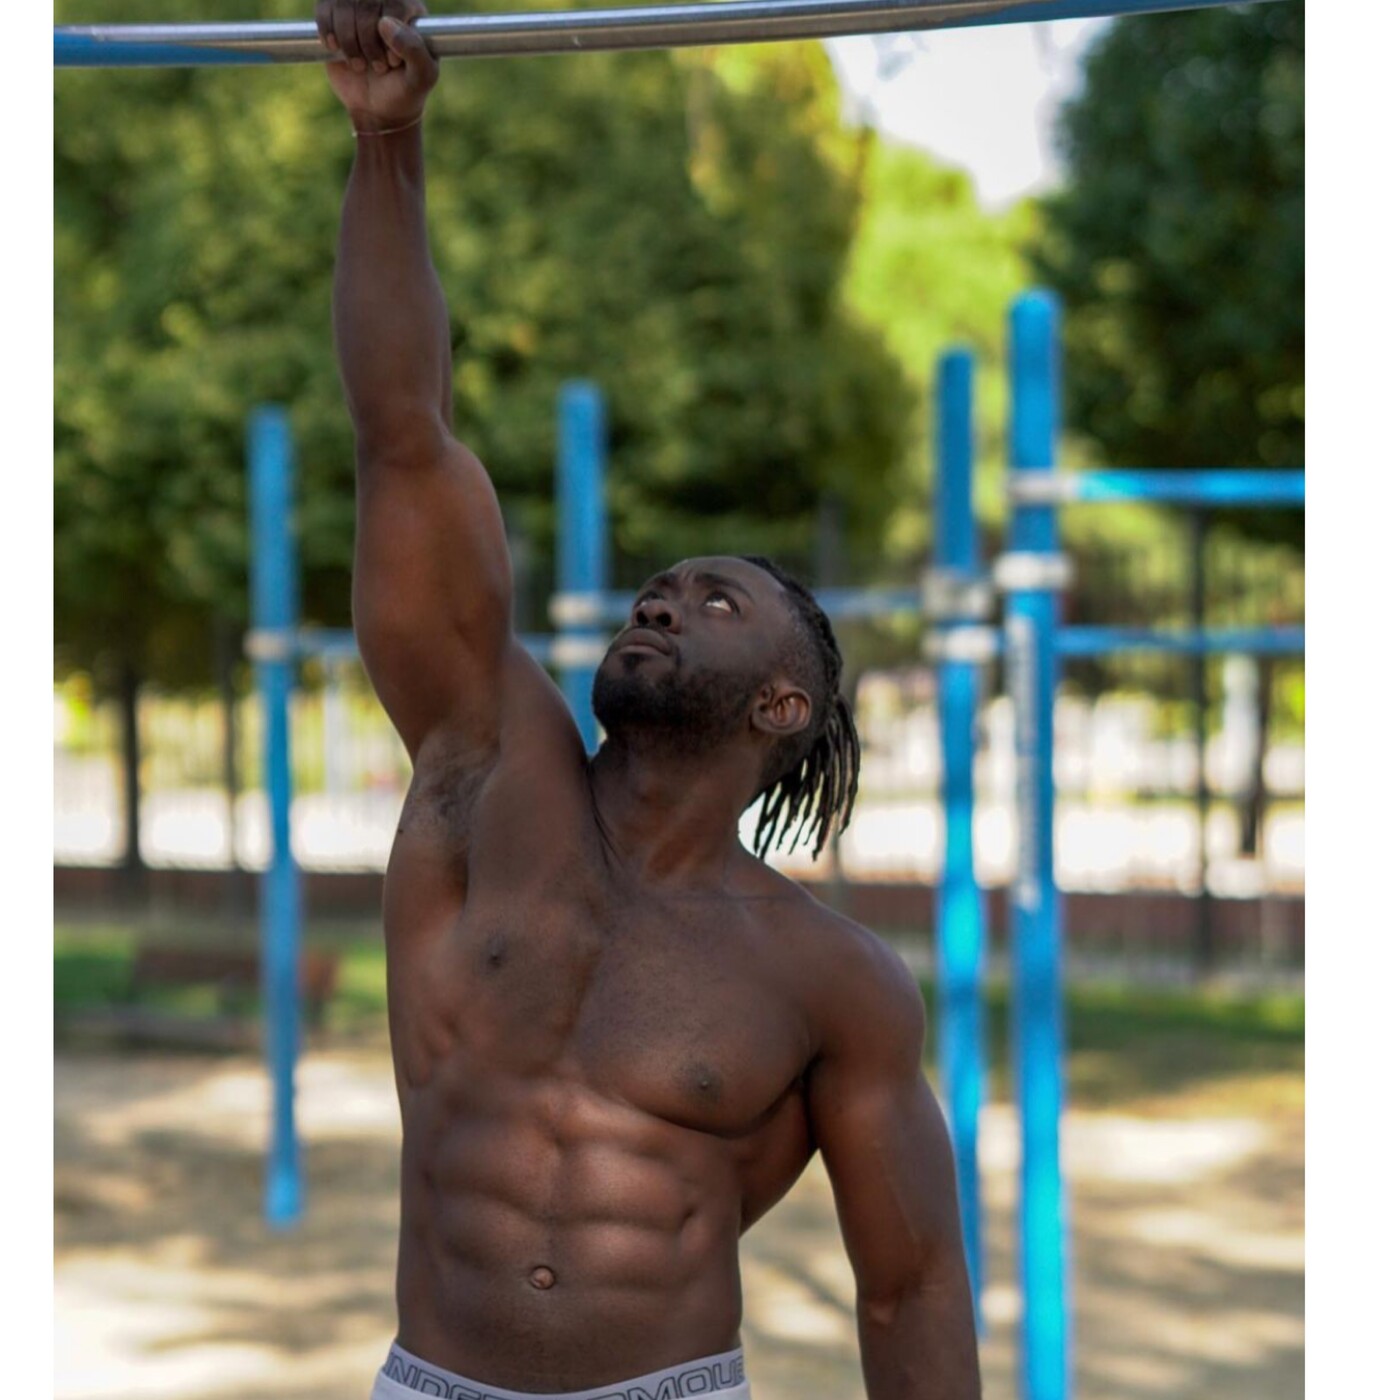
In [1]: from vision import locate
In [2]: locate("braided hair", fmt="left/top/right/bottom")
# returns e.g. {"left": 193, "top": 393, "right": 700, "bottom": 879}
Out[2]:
{"left": 742, "top": 556, "right": 861, "bottom": 861}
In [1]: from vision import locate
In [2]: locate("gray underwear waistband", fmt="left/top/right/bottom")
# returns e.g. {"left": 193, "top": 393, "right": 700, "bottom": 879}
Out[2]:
{"left": 381, "top": 1340, "right": 748, "bottom": 1400}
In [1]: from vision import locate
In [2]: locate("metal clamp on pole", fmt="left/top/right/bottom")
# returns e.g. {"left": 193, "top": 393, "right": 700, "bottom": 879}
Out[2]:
{"left": 923, "top": 624, "right": 1001, "bottom": 665}
{"left": 922, "top": 566, "right": 995, "bottom": 622}
{"left": 1006, "top": 470, "right": 1073, "bottom": 506}
{"left": 548, "top": 590, "right": 610, "bottom": 629}
{"left": 245, "top": 627, "right": 300, "bottom": 664}
{"left": 992, "top": 551, "right": 1074, "bottom": 593}
{"left": 295, "top": 627, "right": 361, "bottom": 662}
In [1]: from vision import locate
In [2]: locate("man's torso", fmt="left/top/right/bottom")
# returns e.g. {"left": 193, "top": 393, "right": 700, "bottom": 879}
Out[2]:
{"left": 383, "top": 746, "right": 847, "bottom": 1391}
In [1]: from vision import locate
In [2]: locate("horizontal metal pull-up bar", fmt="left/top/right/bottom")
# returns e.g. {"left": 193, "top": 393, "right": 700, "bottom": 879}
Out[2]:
{"left": 281, "top": 615, "right": 1308, "bottom": 666}
{"left": 54, "top": 0, "right": 1274, "bottom": 68}
{"left": 1010, "top": 468, "right": 1305, "bottom": 508}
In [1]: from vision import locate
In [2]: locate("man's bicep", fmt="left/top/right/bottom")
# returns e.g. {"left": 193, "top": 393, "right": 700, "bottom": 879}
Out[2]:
{"left": 352, "top": 436, "right": 514, "bottom": 759}
{"left": 808, "top": 947, "right": 967, "bottom": 1304}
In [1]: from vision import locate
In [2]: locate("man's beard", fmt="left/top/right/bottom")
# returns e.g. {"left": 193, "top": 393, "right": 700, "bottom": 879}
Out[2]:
{"left": 592, "top": 651, "right": 760, "bottom": 758}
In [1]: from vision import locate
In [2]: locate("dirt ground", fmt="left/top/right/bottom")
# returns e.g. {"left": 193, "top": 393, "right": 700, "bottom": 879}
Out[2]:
{"left": 54, "top": 1040, "right": 1302, "bottom": 1400}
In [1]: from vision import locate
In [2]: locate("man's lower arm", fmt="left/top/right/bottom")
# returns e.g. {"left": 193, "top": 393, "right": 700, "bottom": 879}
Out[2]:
{"left": 856, "top": 1283, "right": 981, "bottom": 1400}
{"left": 334, "top": 125, "right": 452, "bottom": 454}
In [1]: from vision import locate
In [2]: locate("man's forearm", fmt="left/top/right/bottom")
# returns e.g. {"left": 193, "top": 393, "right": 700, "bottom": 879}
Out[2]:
{"left": 334, "top": 126, "right": 453, "bottom": 455}
{"left": 856, "top": 1283, "right": 981, "bottom": 1400}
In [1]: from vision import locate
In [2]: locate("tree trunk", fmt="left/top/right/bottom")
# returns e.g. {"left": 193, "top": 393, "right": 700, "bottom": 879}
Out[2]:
{"left": 215, "top": 618, "right": 246, "bottom": 919}
{"left": 1189, "top": 511, "right": 1213, "bottom": 979}
{"left": 1241, "top": 656, "right": 1273, "bottom": 857}
{"left": 116, "top": 655, "right": 145, "bottom": 901}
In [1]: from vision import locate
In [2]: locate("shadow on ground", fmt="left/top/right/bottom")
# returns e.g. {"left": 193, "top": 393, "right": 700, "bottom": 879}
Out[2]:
{"left": 55, "top": 1043, "right": 1301, "bottom": 1400}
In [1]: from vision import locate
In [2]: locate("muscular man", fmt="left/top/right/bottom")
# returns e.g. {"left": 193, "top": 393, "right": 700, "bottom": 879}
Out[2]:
{"left": 317, "top": 4, "right": 980, "bottom": 1396}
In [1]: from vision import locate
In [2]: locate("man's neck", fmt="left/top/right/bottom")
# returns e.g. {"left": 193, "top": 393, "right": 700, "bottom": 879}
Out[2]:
{"left": 586, "top": 736, "right": 759, "bottom": 889}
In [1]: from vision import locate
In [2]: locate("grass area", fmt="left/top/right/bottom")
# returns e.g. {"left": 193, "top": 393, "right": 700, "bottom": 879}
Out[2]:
{"left": 53, "top": 918, "right": 388, "bottom": 1031}
{"left": 923, "top": 978, "right": 1304, "bottom": 1109}
{"left": 56, "top": 919, "right": 1302, "bottom": 1106}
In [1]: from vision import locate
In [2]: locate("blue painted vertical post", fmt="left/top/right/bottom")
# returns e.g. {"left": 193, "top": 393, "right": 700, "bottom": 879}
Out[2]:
{"left": 1006, "top": 292, "right": 1069, "bottom": 1400}
{"left": 555, "top": 382, "right": 608, "bottom": 749}
{"left": 932, "top": 348, "right": 986, "bottom": 1327}
{"left": 248, "top": 405, "right": 304, "bottom": 1230}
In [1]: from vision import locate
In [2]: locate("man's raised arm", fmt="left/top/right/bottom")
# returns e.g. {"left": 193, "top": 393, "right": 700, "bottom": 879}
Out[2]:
{"left": 321, "top": 0, "right": 513, "bottom": 762}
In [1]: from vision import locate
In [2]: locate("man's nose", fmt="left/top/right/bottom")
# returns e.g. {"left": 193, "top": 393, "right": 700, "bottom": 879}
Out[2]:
{"left": 634, "top": 596, "right": 679, "bottom": 630}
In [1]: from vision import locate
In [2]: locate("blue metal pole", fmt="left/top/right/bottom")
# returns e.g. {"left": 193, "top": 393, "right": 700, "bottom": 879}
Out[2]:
{"left": 555, "top": 382, "right": 608, "bottom": 749}
{"left": 247, "top": 405, "right": 304, "bottom": 1230}
{"left": 931, "top": 348, "right": 987, "bottom": 1329}
{"left": 1005, "top": 293, "right": 1069, "bottom": 1400}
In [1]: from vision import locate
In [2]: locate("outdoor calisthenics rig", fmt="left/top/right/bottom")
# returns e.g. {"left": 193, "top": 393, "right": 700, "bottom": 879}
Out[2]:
{"left": 60, "top": 6, "right": 1294, "bottom": 1400}
{"left": 55, "top": 0, "right": 1279, "bottom": 67}
{"left": 242, "top": 290, "right": 1302, "bottom": 1400}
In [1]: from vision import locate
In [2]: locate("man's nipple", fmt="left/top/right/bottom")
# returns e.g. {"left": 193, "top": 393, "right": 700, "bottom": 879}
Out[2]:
{"left": 529, "top": 1265, "right": 557, "bottom": 1290}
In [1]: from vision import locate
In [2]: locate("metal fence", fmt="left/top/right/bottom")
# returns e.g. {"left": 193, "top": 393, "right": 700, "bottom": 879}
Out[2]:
{"left": 54, "top": 656, "right": 1303, "bottom": 910}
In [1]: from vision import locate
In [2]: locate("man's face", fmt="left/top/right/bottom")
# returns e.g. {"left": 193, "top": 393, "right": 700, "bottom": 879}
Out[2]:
{"left": 591, "top": 556, "right": 798, "bottom": 756}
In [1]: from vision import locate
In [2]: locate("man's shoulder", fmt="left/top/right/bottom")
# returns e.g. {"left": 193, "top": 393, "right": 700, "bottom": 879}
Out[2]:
{"left": 743, "top": 862, "right": 926, "bottom": 1058}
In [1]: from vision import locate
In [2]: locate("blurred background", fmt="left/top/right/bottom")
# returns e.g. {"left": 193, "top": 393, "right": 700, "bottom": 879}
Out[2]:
{"left": 53, "top": 2, "right": 1304, "bottom": 1398}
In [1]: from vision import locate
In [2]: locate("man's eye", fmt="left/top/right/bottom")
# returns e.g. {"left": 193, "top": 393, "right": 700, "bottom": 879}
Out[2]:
{"left": 705, "top": 592, "right": 736, "bottom": 612}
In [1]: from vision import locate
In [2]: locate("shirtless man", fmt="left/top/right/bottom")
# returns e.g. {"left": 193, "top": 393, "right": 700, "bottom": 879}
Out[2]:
{"left": 317, "top": 4, "right": 979, "bottom": 1396}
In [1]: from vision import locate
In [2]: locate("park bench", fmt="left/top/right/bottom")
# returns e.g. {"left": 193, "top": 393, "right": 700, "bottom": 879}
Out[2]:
{"left": 61, "top": 944, "right": 341, "bottom": 1051}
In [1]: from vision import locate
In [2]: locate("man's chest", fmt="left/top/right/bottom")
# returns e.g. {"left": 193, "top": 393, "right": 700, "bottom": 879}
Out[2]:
{"left": 388, "top": 880, "right": 813, "bottom": 1139}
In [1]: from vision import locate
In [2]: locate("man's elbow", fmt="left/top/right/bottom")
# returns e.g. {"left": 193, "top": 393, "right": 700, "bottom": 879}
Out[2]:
{"left": 857, "top": 1272, "right": 940, "bottom": 1330}
{"left": 855, "top": 1251, "right": 977, "bottom": 1336}
{"left": 353, "top": 405, "right": 450, "bottom": 471}
{"left": 856, "top": 1271, "right": 982, "bottom": 1400}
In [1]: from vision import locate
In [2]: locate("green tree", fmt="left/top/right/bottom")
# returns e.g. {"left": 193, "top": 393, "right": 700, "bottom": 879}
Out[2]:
{"left": 841, "top": 138, "right": 1034, "bottom": 563}
{"left": 55, "top": 0, "right": 911, "bottom": 665}
{"left": 56, "top": 2, "right": 915, "bottom": 874}
{"left": 1031, "top": 0, "right": 1303, "bottom": 546}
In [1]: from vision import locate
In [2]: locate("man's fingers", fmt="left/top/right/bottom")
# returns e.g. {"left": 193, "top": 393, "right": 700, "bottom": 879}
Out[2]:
{"left": 355, "top": 2, "right": 390, "bottom": 73}
{"left": 331, "top": 1, "right": 365, "bottom": 69}
{"left": 314, "top": 0, "right": 338, "bottom": 51}
{"left": 378, "top": 15, "right": 436, "bottom": 81}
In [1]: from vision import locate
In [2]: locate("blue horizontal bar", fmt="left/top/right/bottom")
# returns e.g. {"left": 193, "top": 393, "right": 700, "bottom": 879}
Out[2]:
{"left": 54, "top": 34, "right": 274, "bottom": 67}
{"left": 601, "top": 590, "right": 640, "bottom": 622}
{"left": 1059, "top": 625, "right": 1304, "bottom": 657}
{"left": 295, "top": 626, "right": 556, "bottom": 664}
{"left": 287, "top": 620, "right": 1305, "bottom": 665}
{"left": 295, "top": 628, "right": 357, "bottom": 660}
{"left": 56, "top": 2, "right": 1281, "bottom": 70}
{"left": 603, "top": 585, "right": 922, "bottom": 623}
{"left": 950, "top": 0, "right": 1281, "bottom": 24}
{"left": 817, "top": 586, "right": 921, "bottom": 620}
{"left": 1072, "top": 470, "right": 1304, "bottom": 507}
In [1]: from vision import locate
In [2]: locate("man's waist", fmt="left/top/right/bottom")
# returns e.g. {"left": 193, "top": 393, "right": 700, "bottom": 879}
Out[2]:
{"left": 377, "top": 1339, "right": 750, "bottom": 1400}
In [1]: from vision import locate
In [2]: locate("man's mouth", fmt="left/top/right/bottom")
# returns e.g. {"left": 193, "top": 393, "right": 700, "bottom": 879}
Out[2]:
{"left": 615, "top": 628, "right": 673, "bottom": 657}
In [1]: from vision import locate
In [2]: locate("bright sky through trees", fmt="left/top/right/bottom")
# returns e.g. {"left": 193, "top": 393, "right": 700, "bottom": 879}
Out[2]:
{"left": 825, "top": 19, "right": 1108, "bottom": 208}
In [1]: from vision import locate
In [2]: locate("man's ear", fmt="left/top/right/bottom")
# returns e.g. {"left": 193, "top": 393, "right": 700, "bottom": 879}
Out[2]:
{"left": 752, "top": 681, "right": 812, "bottom": 741}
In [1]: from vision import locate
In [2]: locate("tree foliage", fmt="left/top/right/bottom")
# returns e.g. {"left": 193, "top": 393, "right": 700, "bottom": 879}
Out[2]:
{"left": 1030, "top": 0, "right": 1303, "bottom": 546}
{"left": 55, "top": 0, "right": 911, "bottom": 687}
{"left": 841, "top": 138, "right": 1033, "bottom": 563}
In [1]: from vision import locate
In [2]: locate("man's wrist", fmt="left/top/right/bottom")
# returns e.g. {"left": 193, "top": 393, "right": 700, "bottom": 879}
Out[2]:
{"left": 349, "top": 111, "right": 425, "bottom": 137}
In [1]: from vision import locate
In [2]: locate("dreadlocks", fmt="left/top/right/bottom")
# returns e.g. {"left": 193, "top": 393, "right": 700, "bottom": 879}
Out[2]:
{"left": 742, "top": 556, "right": 861, "bottom": 862}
